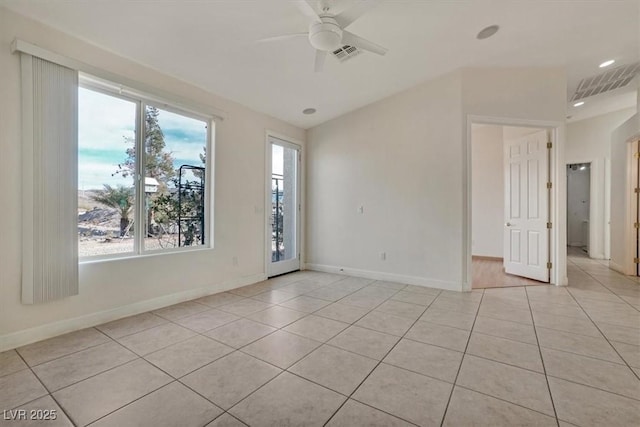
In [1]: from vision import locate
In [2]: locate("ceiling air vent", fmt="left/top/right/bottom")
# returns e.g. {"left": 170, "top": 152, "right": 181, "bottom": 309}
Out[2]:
{"left": 571, "top": 62, "right": 640, "bottom": 102}
{"left": 332, "top": 45, "right": 361, "bottom": 63}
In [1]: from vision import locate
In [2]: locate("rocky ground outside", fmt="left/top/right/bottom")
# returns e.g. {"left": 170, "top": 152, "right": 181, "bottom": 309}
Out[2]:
{"left": 78, "top": 190, "right": 174, "bottom": 257}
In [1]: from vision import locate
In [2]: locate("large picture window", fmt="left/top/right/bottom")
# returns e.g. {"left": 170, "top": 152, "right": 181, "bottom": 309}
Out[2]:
{"left": 78, "top": 81, "right": 212, "bottom": 259}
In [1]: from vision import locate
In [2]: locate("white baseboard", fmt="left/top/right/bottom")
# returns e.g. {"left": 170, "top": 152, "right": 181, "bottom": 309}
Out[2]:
{"left": 305, "top": 263, "right": 462, "bottom": 292}
{"left": 0, "top": 273, "right": 266, "bottom": 352}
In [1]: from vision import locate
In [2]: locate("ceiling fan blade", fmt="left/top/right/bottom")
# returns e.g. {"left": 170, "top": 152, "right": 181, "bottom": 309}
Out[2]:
{"left": 314, "top": 49, "right": 327, "bottom": 72}
{"left": 342, "top": 30, "right": 388, "bottom": 56}
{"left": 295, "top": 0, "right": 321, "bottom": 22}
{"left": 256, "top": 33, "right": 308, "bottom": 43}
{"left": 334, "top": 0, "right": 382, "bottom": 28}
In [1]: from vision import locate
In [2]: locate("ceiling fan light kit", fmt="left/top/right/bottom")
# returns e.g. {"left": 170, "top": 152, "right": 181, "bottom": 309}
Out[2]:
{"left": 309, "top": 17, "right": 343, "bottom": 51}
{"left": 258, "top": 0, "right": 387, "bottom": 72}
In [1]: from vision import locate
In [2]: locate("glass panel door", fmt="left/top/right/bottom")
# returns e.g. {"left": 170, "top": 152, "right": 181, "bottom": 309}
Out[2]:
{"left": 268, "top": 137, "right": 300, "bottom": 276}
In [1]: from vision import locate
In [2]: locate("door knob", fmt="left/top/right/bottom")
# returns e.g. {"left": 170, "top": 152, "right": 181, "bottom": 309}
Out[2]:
{"left": 506, "top": 222, "right": 513, "bottom": 227}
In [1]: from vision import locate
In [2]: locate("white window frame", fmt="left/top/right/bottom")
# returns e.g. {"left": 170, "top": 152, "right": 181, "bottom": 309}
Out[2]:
{"left": 78, "top": 74, "right": 215, "bottom": 262}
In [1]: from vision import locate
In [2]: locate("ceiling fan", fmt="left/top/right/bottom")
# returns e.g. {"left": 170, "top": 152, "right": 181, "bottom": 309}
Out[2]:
{"left": 258, "top": 0, "right": 388, "bottom": 72}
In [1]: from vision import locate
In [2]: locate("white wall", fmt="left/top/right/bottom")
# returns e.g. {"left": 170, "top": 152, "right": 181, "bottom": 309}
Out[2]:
{"left": 306, "top": 71, "right": 464, "bottom": 290}
{"left": 566, "top": 165, "right": 591, "bottom": 248}
{"left": 566, "top": 108, "right": 636, "bottom": 259}
{"left": 0, "top": 8, "right": 305, "bottom": 350}
{"left": 471, "top": 124, "right": 503, "bottom": 258}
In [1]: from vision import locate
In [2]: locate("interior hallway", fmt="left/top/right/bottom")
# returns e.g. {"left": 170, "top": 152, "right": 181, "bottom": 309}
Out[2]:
{"left": 1, "top": 254, "right": 639, "bottom": 426}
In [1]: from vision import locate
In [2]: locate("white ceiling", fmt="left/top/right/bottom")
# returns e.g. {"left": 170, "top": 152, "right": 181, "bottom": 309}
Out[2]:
{"left": 1, "top": 0, "right": 638, "bottom": 128}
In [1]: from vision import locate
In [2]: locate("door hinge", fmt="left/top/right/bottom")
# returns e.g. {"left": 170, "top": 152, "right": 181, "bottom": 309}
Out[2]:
{"left": 634, "top": 152, "right": 640, "bottom": 159}
{"left": 546, "top": 222, "right": 552, "bottom": 229}
{"left": 546, "top": 142, "right": 552, "bottom": 149}
{"left": 635, "top": 188, "right": 640, "bottom": 194}
{"left": 634, "top": 223, "right": 640, "bottom": 229}
{"left": 546, "top": 262, "right": 552, "bottom": 269}
{"left": 634, "top": 257, "right": 640, "bottom": 264}
{"left": 546, "top": 182, "right": 552, "bottom": 189}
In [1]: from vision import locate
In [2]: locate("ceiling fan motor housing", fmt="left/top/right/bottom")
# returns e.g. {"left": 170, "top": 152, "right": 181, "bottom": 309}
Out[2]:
{"left": 309, "top": 17, "right": 343, "bottom": 51}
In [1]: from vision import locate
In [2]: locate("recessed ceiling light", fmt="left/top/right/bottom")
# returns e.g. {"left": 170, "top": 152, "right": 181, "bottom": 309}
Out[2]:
{"left": 302, "top": 108, "right": 316, "bottom": 115}
{"left": 573, "top": 101, "right": 585, "bottom": 107}
{"left": 599, "top": 59, "right": 615, "bottom": 68}
{"left": 476, "top": 25, "right": 500, "bottom": 40}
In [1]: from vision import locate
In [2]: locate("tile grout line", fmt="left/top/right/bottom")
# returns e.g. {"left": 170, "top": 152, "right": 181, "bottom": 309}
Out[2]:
{"left": 173, "top": 280, "right": 414, "bottom": 425}
{"left": 31, "top": 356, "right": 185, "bottom": 427}
{"left": 451, "top": 383, "right": 563, "bottom": 420}
{"left": 10, "top": 326, "right": 128, "bottom": 424}
{"left": 144, "top": 279, "right": 394, "bottom": 384}
{"left": 16, "top": 327, "right": 116, "bottom": 370}
{"left": 36, "top": 355, "right": 142, "bottom": 396}
{"left": 12, "top": 268, "right": 634, "bottom": 426}
{"left": 530, "top": 317, "right": 615, "bottom": 340}
{"left": 97, "top": 314, "right": 171, "bottom": 341}
{"left": 5, "top": 274, "right": 415, "bottom": 427}
{"left": 561, "top": 267, "right": 640, "bottom": 382}
{"left": 18, "top": 296, "right": 284, "bottom": 424}
{"left": 543, "top": 373, "right": 640, "bottom": 403}
{"left": 221, "top": 283, "right": 413, "bottom": 425}
{"left": 202, "top": 281, "right": 432, "bottom": 426}
{"left": 11, "top": 349, "right": 79, "bottom": 427}
{"left": 12, "top": 331, "right": 187, "bottom": 425}
{"left": 569, "top": 260, "right": 640, "bottom": 313}
{"left": 438, "top": 289, "right": 486, "bottom": 427}
{"left": 524, "top": 286, "right": 561, "bottom": 427}
{"left": 83, "top": 380, "right": 221, "bottom": 427}
{"left": 321, "top": 289, "right": 445, "bottom": 427}
{"left": 82, "top": 277, "right": 344, "bottom": 427}
{"left": 170, "top": 278, "right": 399, "bottom": 357}
{"left": 566, "top": 290, "right": 639, "bottom": 315}
{"left": 531, "top": 342, "right": 634, "bottom": 368}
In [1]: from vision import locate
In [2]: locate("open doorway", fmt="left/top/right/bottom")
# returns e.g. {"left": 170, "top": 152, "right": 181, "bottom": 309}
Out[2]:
{"left": 266, "top": 134, "right": 301, "bottom": 278}
{"left": 566, "top": 163, "right": 591, "bottom": 258}
{"left": 470, "top": 124, "right": 552, "bottom": 289}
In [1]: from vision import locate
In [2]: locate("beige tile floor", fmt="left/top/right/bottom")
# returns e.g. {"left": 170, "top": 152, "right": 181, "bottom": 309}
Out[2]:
{"left": 1, "top": 253, "right": 639, "bottom": 426}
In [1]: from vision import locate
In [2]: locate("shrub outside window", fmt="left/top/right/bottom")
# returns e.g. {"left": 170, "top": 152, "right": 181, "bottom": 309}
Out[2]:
{"left": 78, "top": 81, "right": 212, "bottom": 259}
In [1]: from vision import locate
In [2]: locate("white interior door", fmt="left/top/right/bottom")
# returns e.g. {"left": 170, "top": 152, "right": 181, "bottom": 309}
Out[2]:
{"left": 504, "top": 129, "right": 550, "bottom": 282}
{"left": 267, "top": 136, "right": 300, "bottom": 277}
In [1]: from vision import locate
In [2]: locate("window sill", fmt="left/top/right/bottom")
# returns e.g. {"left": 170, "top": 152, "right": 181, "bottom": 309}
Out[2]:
{"left": 79, "top": 245, "right": 214, "bottom": 265}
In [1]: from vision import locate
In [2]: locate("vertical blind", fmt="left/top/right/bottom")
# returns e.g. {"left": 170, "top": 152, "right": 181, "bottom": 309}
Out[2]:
{"left": 21, "top": 54, "right": 79, "bottom": 304}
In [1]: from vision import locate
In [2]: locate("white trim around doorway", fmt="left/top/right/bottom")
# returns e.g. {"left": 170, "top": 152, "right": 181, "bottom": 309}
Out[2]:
{"left": 464, "top": 115, "right": 568, "bottom": 291}
{"left": 264, "top": 130, "right": 305, "bottom": 277}
{"left": 565, "top": 158, "right": 603, "bottom": 259}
